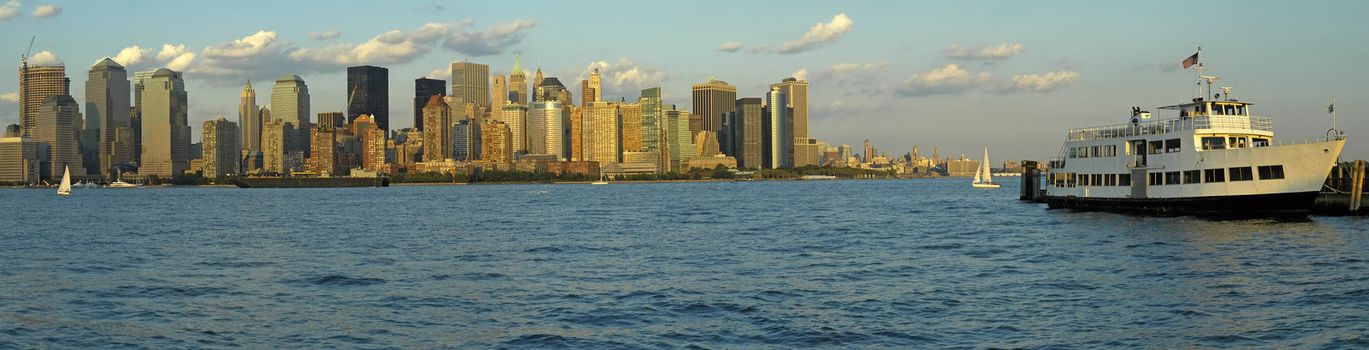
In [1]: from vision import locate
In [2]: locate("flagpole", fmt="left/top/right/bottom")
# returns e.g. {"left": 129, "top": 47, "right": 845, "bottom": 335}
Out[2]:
{"left": 1332, "top": 96, "right": 1337, "bottom": 132}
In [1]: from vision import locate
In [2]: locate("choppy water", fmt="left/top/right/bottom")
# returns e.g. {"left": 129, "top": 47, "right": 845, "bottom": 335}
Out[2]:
{"left": 1, "top": 179, "right": 1367, "bottom": 349}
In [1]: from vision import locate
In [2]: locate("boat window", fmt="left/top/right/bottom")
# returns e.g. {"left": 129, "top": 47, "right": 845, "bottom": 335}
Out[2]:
{"left": 1119, "top": 174, "right": 1131, "bottom": 186}
{"left": 1183, "top": 170, "right": 1201, "bottom": 184}
{"left": 1093, "top": 174, "right": 1103, "bottom": 186}
{"left": 1229, "top": 167, "right": 1254, "bottom": 181}
{"left": 1202, "top": 137, "right": 1226, "bottom": 150}
{"left": 1236, "top": 105, "right": 1245, "bottom": 115}
{"left": 1252, "top": 138, "right": 1269, "bottom": 147}
{"left": 1165, "top": 171, "right": 1181, "bottom": 185}
{"left": 1069, "top": 173, "right": 1077, "bottom": 187}
{"left": 1228, "top": 137, "right": 1248, "bottom": 149}
{"left": 1258, "top": 165, "right": 1285, "bottom": 180}
{"left": 1148, "top": 173, "right": 1163, "bottom": 186}
{"left": 1068, "top": 147, "right": 1077, "bottom": 158}
{"left": 1204, "top": 169, "right": 1226, "bottom": 183}
{"left": 1080, "top": 174, "right": 1089, "bottom": 186}
{"left": 1164, "top": 139, "right": 1181, "bottom": 153}
{"left": 1148, "top": 141, "right": 1163, "bottom": 155}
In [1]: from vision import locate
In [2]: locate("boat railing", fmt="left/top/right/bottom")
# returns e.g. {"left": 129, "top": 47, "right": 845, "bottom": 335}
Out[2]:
{"left": 1067, "top": 115, "right": 1273, "bottom": 141}
{"left": 1267, "top": 135, "right": 1345, "bottom": 147}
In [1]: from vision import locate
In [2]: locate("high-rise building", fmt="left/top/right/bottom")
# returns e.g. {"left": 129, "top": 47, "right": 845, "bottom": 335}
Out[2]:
{"left": 529, "top": 101, "right": 564, "bottom": 159}
{"left": 347, "top": 65, "right": 389, "bottom": 131}
{"left": 306, "top": 123, "right": 339, "bottom": 175}
{"left": 619, "top": 102, "right": 642, "bottom": 152}
{"left": 864, "top": 139, "right": 873, "bottom": 163}
{"left": 771, "top": 77, "right": 813, "bottom": 166}
{"left": 499, "top": 103, "right": 529, "bottom": 154}
{"left": 413, "top": 77, "right": 445, "bottom": 131}
{"left": 587, "top": 68, "right": 601, "bottom": 105}
{"left": 451, "top": 119, "right": 471, "bottom": 161}
{"left": 694, "top": 131, "right": 721, "bottom": 158}
{"left": 239, "top": 80, "right": 261, "bottom": 153}
{"left": 732, "top": 98, "right": 763, "bottom": 168}
{"left": 664, "top": 108, "right": 695, "bottom": 172}
{"left": 533, "top": 67, "right": 544, "bottom": 101}
{"left": 450, "top": 61, "right": 490, "bottom": 113}
{"left": 139, "top": 68, "right": 191, "bottom": 178}
{"left": 508, "top": 53, "right": 528, "bottom": 104}
{"left": 261, "top": 119, "right": 287, "bottom": 174}
{"left": 422, "top": 96, "right": 451, "bottom": 161}
{"left": 535, "top": 77, "right": 567, "bottom": 103}
{"left": 317, "top": 111, "right": 345, "bottom": 129}
{"left": 18, "top": 64, "right": 69, "bottom": 137}
{"left": 32, "top": 95, "right": 84, "bottom": 180}
{"left": 202, "top": 117, "right": 241, "bottom": 179}
{"left": 569, "top": 106, "right": 584, "bottom": 161}
{"left": 0, "top": 132, "right": 44, "bottom": 184}
{"left": 691, "top": 78, "right": 736, "bottom": 144}
{"left": 481, "top": 121, "right": 512, "bottom": 163}
{"left": 763, "top": 87, "right": 792, "bottom": 169}
{"left": 585, "top": 101, "right": 620, "bottom": 164}
{"left": 352, "top": 115, "right": 386, "bottom": 172}
{"left": 492, "top": 73, "right": 507, "bottom": 110}
{"left": 86, "top": 58, "right": 135, "bottom": 179}
{"left": 639, "top": 87, "right": 662, "bottom": 153}
{"left": 271, "top": 74, "right": 310, "bottom": 156}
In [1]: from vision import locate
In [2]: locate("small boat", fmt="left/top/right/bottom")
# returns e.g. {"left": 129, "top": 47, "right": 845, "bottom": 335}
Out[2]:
{"left": 591, "top": 173, "right": 609, "bottom": 185}
{"left": 972, "top": 148, "right": 1001, "bottom": 188}
{"left": 57, "top": 165, "right": 72, "bottom": 196}
{"left": 108, "top": 171, "right": 140, "bottom": 188}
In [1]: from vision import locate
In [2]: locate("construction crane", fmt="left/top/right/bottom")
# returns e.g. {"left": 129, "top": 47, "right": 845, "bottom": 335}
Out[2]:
{"left": 20, "top": 36, "right": 34, "bottom": 67}
{"left": 18, "top": 36, "right": 35, "bottom": 136}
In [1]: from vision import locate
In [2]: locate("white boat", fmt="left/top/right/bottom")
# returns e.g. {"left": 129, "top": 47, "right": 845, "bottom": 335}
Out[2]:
{"left": 108, "top": 171, "right": 140, "bottom": 188}
{"left": 1043, "top": 50, "right": 1345, "bottom": 217}
{"left": 972, "top": 148, "right": 1000, "bottom": 188}
{"left": 591, "top": 173, "right": 609, "bottom": 185}
{"left": 57, "top": 165, "right": 71, "bottom": 196}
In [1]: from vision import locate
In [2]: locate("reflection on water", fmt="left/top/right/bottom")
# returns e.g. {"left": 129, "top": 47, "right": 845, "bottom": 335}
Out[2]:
{"left": 0, "top": 179, "right": 1366, "bottom": 348}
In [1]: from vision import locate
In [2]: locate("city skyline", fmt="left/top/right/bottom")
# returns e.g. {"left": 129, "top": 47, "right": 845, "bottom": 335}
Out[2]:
{"left": 0, "top": 1, "right": 1366, "bottom": 162}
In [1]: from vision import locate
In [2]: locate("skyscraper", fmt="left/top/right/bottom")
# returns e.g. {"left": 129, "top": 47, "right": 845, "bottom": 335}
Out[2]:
{"left": 639, "top": 87, "right": 662, "bottom": 153}
{"left": 239, "top": 80, "right": 261, "bottom": 154}
{"left": 587, "top": 68, "right": 601, "bottom": 105}
{"left": 529, "top": 101, "right": 564, "bottom": 159}
{"left": 138, "top": 68, "right": 191, "bottom": 178}
{"left": 422, "top": 96, "right": 451, "bottom": 161}
{"left": 585, "top": 101, "right": 620, "bottom": 164}
{"left": 664, "top": 108, "right": 695, "bottom": 172}
{"left": 533, "top": 67, "right": 544, "bottom": 101}
{"left": 771, "top": 77, "right": 813, "bottom": 166}
{"left": 508, "top": 53, "right": 528, "bottom": 104}
{"left": 32, "top": 94, "right": 84, "bottom": 179}
{"left": 307, "top": 123, "right": 338, "bottom": 175}
{"left": 499, "top": 103, "right": 529, "bottom": 154}
{"left": 347, "top": 65, "right": 389, "bottom": 131}
{"left": 535, "top": 77, "right": 567, "bottom": 103}
{"left": 569, "top": 106, "right": 584, "bottom": 161}
{"left": 732, "top": 98, "right": 763, "bottom": 168}
{"left": 202, "top": 117, "right": 241, "bottom": 179}
{"left": 763, "top": 87, "right": 792, "bottom": 169}
{"left": 492, "top": 73, "right": 507, "bottom": 109}
{"left": 86, "top": 58, "right": 135, "bottom": 179}
{"left": 18, "top": 64, "right": 69, "bottom": 137}
{"left": 316, "top": 111, "right": 345, "bottom": 129}
{"left": 691, "top": 79, "right": 736, "bottom": 146}
{"left": 413, "top": 78, "right": 445, "bottom": 131}
{"left": 619, "top": 102, "right": 642, "bottom": 152}
{"left": 481, "top": 121, "right": 512, "bottom": 164}
{"left": 271, "top": 74, "right": 310, "bottom": 156}
{"left": 451, "top": 119, "right": 471, "bottom": 161}
{"left": 450, "top": 60, "right": 490, "bottom": 114}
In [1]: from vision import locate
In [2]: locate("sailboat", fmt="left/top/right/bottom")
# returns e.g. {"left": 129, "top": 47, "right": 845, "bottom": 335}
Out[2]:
{"left": 57, "top": 165, "right": 72, "bottom": 196}
{"left": 972, "top": 147, "right": 1000, "bottom": 189}
{"left": 591, "top": 173, "right": 609, "bottom": 185}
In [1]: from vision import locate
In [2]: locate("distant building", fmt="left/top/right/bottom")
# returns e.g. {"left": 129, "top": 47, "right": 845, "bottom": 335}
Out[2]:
{"left": 664, "top": 108, "right": 694, "bottom": 172}
{"left": 202, "top": 117, "right": 241, "bottom": 179}
{"left": 619, "top": 102, "right": 642, "bottom": 153}
{"left": 413, "top": 77, "right": 445, "bottom": 131}
{"left": 491, "top": 73, "right": 508, "bottom": 110}
{"left": 772, "top": 77, "right": 813, "bottom": 166}
{"left": 451, "top": 119, "right": 471, "bottom": 161}
{"left": 639, "top": 87, "right": 662, "bottom": 153}
{"left": 569, "top": 106, "right": 584, "bottom": 161}
{"left": 481, "top": 121, "right": 512, "bottom": 163}
{"left": 139, "top": 68, "right": 190, "bottom": 178}
{"left": 731, "top": 98, "right": 763, "bottom": 168}
{"left": 529, "top": 101, "right": 564, "bottom": 159}
{"left": 32, "top": 95, "right": 84, "bottom": 180}
{"left": 691, "top": 78, "right": 736, "bottom": 146}
{"left": 499, "top": 103, "right": 529, "bottom": 155}
{"left": 0, "top": 134, "right": 44, "bottom": 184}
{"left": 307, "top": 124, "right": 338, "bottom": 176}
{"left": 584, "top": 68, "right": 601, "bottom": 106}
{"left": 261, "top": 119, "right": 288, "bottom": 174}
{"left": 347, "top": 65, "right": 389, "bottom": 131}
{"left": 762, "top": 87, "right": 792, "bottom": 169}
{"left": 946, "top": 158, "right": 980, "bottom": 177}
{"left": 422, "top": 96, "right": 451, "bottom": 161}
{"left": 508, "top": 53, "right": 528, "bottom": 104}
{"left": 586, "top": 101, "right": 620, "bottom": 164}
{"left": 18, "top": 64, "right": 69, "bottom": 137}
{"left": 450, "top": 61, "right": 490, "bottom": 113}
{"left": 352, "top": 115, "right": 386, "bottom": 172}
{"left": 239, "top": 80, "right": 261, "bottom": 153}
{"left": 317, "top": 111, "right": 345, "bottom": 129}
{"left": 271, "top": 74, "right": 310, "bottom": 155}
{"left": 86, "top": 58, "right": 136, "bottom": 179}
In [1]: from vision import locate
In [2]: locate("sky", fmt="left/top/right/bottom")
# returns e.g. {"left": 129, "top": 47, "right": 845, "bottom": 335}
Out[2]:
{"left": 1, "top": 0, "right": 1367, "bottom": 162}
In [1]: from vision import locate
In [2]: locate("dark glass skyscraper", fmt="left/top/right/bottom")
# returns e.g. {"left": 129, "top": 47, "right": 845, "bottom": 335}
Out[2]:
{"left": 347, "top": 65, "right": 389, "bottom": 131}
{"left": 413, "top": 78, "right": 445, "bottom": 131}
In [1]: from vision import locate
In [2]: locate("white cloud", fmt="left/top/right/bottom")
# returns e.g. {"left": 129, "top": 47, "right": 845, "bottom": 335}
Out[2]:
{"left": 291, "top": 23, "right": 461, "bottom": 67}
{"left": 28, "top": 50, "right": 62, "bottom": 66}
{"left": 155, "top": 44, "right": 196, "bottom": 71}
{"left": 0, "top": 0, "right": 19, "bottom": 20}
{"left": 791, "top": 68, "right": 808, "bottom": 81}
{"left": 0, "top": 91, "right": 17, "bottom": 102}
{"left": 896, "top": 64, "right": 992, "bottom": 97}
{"left": 717, "top": 42, "right": 741, "bottom": 53}
{"left": 308, "top": 30, "right": 341, "bottom": 40}
{"left": 111, "top": 45, "right": 153, "bottom": 67}
{"left": 575, "top": 59, "right": 666, "bottom": 97}
{"left": 442, "top": 19, "right": 536, "bottom": 56}
{"left": 31, "top": 4, "right": 58, "bottom": 18}
{"left": 816, "top": 61, "right": 888, "bottom": 81}
{"left": 945, "top": 43, "right": 1024, "bottom": 60}
{"left": 203, "top": 31, "right": 279, "bottom": 59}
{"left": 426, "top": 67, "right": 450, "bottom": 80}
{"left": 778, "top": 13, "right": 853, "bottom": 54}
{"left": 998, "top": 71, "right": 1079, "bottom": 93}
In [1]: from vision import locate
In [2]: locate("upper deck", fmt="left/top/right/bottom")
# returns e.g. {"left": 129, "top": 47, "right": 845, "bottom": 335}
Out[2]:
{"left": 1066, "top": 99, "right": 1272, "bottom": 141}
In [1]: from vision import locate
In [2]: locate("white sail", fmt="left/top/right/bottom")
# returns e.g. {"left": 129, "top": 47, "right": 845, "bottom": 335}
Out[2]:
{"left": 982, "top": 148, "right": 993, "bottom": 183}
{"left": 973, "top": 162, "right": 982, "bottom": 183}
{"left": 58, "top": 165, "right": 71, "bottom": 195}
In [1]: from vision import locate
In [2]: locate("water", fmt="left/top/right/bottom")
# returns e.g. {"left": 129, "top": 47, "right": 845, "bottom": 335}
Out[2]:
{"left": 2, "top": 179, "right": 1367, "bottom": 349}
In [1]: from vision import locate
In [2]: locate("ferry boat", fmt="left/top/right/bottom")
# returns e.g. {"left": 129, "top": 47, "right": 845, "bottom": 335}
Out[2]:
{"left": 1044, "top": 52, "right": 1346, "bottom": 217}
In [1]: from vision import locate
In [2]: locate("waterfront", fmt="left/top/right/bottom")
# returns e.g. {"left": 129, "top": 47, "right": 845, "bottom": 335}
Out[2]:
{"left": 2, "top": 179, "right": 1367, "bottom": 348}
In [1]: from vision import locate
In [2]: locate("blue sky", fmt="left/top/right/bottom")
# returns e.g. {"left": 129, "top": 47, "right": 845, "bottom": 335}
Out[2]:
{"left": 1, "top": 0, "right": 1366, "bottom": 161}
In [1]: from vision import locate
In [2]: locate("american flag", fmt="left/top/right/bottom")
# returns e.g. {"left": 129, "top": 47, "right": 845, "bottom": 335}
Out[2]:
{"left": 1182, "top": 52, "right": 1199, "bottom": 69}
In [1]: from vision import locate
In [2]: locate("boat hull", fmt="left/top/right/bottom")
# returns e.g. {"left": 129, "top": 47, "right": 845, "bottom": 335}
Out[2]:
{"left": 1044, "top": 191, "right": 1319, "bottom": 217}
{"left": 972, "top": 183, "right": 1001, "bottom": 188}
{"left": 233, "top": 177, "right": 388, "bottom": 188}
